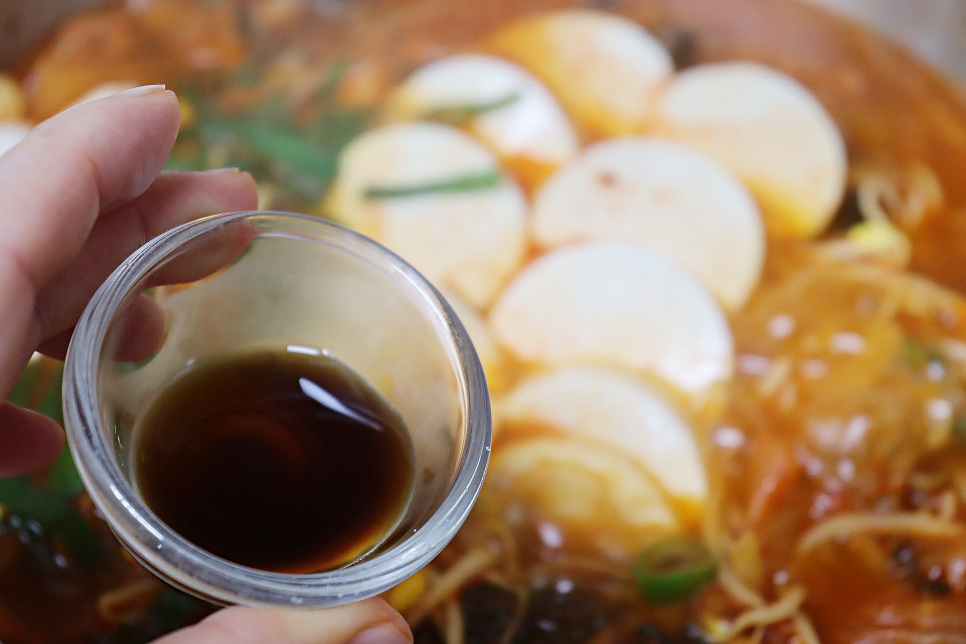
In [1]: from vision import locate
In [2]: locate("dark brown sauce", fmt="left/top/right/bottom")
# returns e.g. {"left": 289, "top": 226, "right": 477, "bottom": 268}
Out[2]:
{"left": 134, "top": 349, "right": 414, "bottom": 574}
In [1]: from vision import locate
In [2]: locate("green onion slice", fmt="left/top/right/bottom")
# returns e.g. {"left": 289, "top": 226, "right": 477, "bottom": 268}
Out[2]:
{"left": 902, "top": 338, "right": 945, "bottom": 370}
{"left": 633, "top": 537, "right": 718, "bottom": 605}
{"left": 952, "top": 415, "right": 966, "bottom": 445}
{"left": 422, "top": 91, "right": 522, "bottom": 125}
{"left": 363, "top": 168, "right": 502, "bottom": 199}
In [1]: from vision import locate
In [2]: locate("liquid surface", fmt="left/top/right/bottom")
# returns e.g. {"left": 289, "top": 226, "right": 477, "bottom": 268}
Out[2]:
{"left": 134, "top": 349, "right": 414, "bottom": 573}
{"left": 8, "top": 0, "right": 966, "bottom": 641}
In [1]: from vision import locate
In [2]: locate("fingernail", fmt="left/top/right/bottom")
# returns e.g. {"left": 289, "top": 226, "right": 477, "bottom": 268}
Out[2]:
{"left": 349, "top": 623, "right": 412, "bottom": 644}
{"left": 116, "top": 84, "right": 168, "bottom": 98}
{"left": 201, "top": 167, "right": 243, "bottom": 175}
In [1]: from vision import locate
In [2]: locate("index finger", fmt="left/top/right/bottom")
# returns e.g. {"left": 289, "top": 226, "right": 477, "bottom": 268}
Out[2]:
{"left": 0, "top": 86, "right": 180, "bottom": 395}
{"left": 0, "top": 85, "right": 180, "bottom": 289}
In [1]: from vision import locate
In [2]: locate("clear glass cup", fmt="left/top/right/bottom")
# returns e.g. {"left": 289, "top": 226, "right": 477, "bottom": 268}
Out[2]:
{"left": 62, "top": 211, "right": 491, "bottom": 608}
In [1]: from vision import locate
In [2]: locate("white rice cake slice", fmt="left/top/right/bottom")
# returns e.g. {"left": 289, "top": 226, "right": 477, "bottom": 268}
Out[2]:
{"left": 385, "top": 54, "right": 578, "bottom": 187}
{"left": 533, "top": 137, "right": 764, "bottom": 311}
{"left": 439, "top": 288, "right": 507, "bottom": 392}
{"left": 497, "top": 366, "right": 707, "bottom": 508}
{"left": 329, "top": 122, "right": 527, "bottom": 309}
{"left": 489, "top": 242, "right": 734, "bottom": 396}
{"left": 655, "top": 61, "right": 847, "bottom": 239}
{"left": 489, "top": 436, "right": 679, "bottom": 532}
{"left": 487, "top": 9, "right": 673, "bottom": 137}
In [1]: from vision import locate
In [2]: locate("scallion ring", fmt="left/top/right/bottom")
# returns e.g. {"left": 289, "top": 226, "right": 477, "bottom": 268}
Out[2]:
{"left": 633, "top": 537, "right": 717, "bottom": 605}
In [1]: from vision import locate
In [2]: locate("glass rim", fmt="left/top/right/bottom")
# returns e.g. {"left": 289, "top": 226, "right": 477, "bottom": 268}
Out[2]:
{"left": 62, "top": 210, "right": 491, "bottom": 607}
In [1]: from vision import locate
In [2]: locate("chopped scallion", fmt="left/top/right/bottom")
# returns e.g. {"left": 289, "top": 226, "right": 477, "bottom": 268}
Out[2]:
{"left": 314, "top": 57, "right": 351, "bottom": 101}
{"left": 953, "top": 415, "right": 966, "bottom": 445}
{"left": 633, "top": 537, "right": 717, "bottom": 605}
{"left": 902, "top": 338, "right": 945, "bottom": 370}
{"left": 422, "top": 91, "right": 522, "bottom": 125}
{"left": 364, "top": 168, "right": 502, "bottom": 199}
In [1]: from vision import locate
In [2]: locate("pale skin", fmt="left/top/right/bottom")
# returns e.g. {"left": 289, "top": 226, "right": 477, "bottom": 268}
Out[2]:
{"left": 0, "top": 85, "right": 413, "bottom": 644}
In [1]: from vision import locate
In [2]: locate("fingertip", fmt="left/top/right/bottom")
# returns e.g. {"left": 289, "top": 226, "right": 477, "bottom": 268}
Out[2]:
{"left": 37, "top": 328, "right": 73, "bottom": 360}
{"left": 27, "top": 86, "right": 183, "bottom": 210}
{"left": 362, "top": 598, "right": 413, "bottom": 644}
{"left": 0, "top": 81, "right": 186, "bottom": 292}
{"left": 114, "top": 85, "right": 171, "bottom": 99}
{"left": 0, "top": 403, "right": 65, "bottom": 477}
{"left": 193, "top": 167, "right": 260, "bottom": 212}
{"left": 116, "top": 88, "right": 182, "bottom": 138}
{"left": 268, "top": 598, "right": 413, "bottom": 644}
{"left": 155, "top": 598, "right": 413, "bottom": 644}
{"left": 349, "top": 622, "right": 413, "bottom": 644}
{"left": 107, "top": 294, "right": 167, "bottom": 363}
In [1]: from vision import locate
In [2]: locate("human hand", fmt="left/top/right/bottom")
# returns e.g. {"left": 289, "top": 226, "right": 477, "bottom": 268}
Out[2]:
{"left": 153, "top": 601, "right": 413, "bottom": 644}
{"left": 0, "top": 85, "right": 413, "bottom": 644}
{"left": 0, "top": 84, "right": 258, "bottom": 476}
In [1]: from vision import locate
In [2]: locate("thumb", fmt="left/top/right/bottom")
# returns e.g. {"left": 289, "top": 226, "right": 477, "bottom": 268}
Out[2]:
{"left": 153, "top": 598, "right": 413, "bottom": 644}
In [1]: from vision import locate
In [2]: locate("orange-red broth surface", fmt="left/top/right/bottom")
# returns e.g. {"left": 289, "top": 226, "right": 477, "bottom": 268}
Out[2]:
{"left": 3, "top": 1, "right": 966, "bottom": 643}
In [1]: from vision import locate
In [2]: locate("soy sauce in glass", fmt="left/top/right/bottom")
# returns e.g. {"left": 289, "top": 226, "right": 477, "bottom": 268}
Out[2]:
{"left": 133, "top": 348, "right": 414, "bottom": 573}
